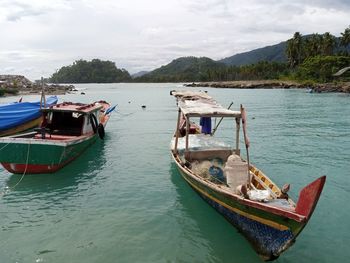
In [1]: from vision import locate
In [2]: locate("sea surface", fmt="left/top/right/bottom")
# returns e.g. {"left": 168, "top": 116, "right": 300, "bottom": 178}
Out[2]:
{"left": 0, "top": 83, "right": 349, "bottom": 263}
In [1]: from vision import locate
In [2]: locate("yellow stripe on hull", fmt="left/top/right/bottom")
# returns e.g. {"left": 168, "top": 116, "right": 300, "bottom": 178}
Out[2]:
{"left": 179, "top": 167, "right": 290, "bottom": 231}
{"left": 0, "top": 117, "right": 41, "bottom": 137}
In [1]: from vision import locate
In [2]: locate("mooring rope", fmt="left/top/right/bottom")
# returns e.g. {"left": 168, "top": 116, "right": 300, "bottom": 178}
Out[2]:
{"left": 10, "top": 140, "right": 31, "bottom": 189}
{"left": 0, "top": 142, "right": 10, "bottom": 152}
{"left": 115, "top": 110, "right": 136, "bottom": 117}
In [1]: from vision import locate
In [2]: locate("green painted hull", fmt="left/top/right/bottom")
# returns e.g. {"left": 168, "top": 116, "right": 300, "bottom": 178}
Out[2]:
{"left": 0, "top": 135, "right": 97, "bottom": 173}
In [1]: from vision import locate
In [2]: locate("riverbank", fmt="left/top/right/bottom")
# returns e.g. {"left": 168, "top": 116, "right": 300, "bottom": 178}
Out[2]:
{"left": 0, "top": 75, "right": 74, "bottom": 97}
{"left": 184, "top": 80, "right": 350, "bottom": 93}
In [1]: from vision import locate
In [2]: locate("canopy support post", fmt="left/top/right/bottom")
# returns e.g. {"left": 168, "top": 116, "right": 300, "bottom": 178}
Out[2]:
{"left": 185, "top": 115, "right": 190, "bottom": 157}
{"left": 235, "top": 117, "right": 240, "bottom": 154}
{"left": 174, "top": 109, "right": 181, "bottom": 153}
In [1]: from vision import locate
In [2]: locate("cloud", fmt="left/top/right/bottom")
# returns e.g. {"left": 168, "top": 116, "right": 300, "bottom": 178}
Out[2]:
{"left": 1, "top": 0, "right": 71, "bottom": 21}
{"left": 0, "top": 0, "right": 349, "bottom": 80}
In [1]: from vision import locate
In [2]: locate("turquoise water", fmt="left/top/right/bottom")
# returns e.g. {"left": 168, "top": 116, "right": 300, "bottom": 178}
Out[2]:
{"left": 0, "top": 84, "right": 349, "bottom": 263}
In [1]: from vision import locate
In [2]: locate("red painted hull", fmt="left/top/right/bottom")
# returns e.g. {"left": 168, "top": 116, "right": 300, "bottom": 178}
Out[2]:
{"left": 2, "top": 156, "right": 75, "bottom": 174}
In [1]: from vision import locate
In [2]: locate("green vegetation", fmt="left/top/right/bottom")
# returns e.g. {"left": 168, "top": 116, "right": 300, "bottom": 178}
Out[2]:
{"left": 135, "top": 57, "right": 226, "bottom": 82}
{"left": 48, "top": 27, "right": 350, "bottom": 84}
{"left": 135, "top": 27, "right": 350, "bottom": 83}
{"left": 204, "top": 62, "right": 289, "bottom": 81}
{"left": 285, "top": 27, "right": 350, "bottom": 82}
{"left": 295, "top": 56, "right": 350, "bottom": 82}
{"left": 50, "top": 59, "right": 131, "bottom": 83}
{"left": 0, "top": 88, "right": 19, "bottom": 97}
{"left": 134, "top": 58, "right": 288, "bottom": 82}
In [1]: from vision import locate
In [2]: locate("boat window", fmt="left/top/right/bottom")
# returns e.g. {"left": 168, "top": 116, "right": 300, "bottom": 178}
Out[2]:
{"left": 46, "top": 111, "right": 84, "bottom": 136}
{"left": 47, "top": 112, "right": 53, "bottom": 124}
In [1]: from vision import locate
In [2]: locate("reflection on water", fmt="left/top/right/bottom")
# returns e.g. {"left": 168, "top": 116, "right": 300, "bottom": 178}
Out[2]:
{"left": 0, "top": 139, "right": 107, "bottom": 231}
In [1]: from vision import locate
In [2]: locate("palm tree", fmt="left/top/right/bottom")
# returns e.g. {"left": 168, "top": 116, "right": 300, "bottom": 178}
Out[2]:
{"left": 286, "top": 32, "right": 304, "bottom": 68}
{"left": 340, "top": 26, "right": 350, "bottom": 55}
{"left": 304, "top": 33, "right": 322, "bottom": 58}
{"left": 321, "top": 32, "right": 336, "bottom": 56}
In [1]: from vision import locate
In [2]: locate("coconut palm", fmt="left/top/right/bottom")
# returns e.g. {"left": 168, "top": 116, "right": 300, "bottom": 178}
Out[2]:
{"left": 286, "top": 32, "right": 304, "bottom": 68}
{"left": 304, "top": 33, "right": 322, "bottom": 58}
{"left": 340, "top": 26, "right": 350, "bottom": 54}
{"left": 321, "top": 32, "right": 336, "bottom": 56}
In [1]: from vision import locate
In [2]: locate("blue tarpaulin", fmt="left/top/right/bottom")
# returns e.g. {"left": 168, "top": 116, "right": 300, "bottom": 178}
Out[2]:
{"left": 0, "top": 96, "right": 58, "bottom": 131}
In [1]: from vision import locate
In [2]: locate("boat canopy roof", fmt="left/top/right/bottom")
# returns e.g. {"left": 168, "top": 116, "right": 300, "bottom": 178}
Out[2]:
{"left": 41, "top": 102, "right": 102, "bottom": 114}
{"left": 171, "top": 90, "right": 241, "bottom": 118}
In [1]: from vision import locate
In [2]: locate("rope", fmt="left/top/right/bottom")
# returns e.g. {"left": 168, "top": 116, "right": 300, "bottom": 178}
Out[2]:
{"left": 115, "top": 110, "right": 136, "bottom": 117}
{"left": 0, "top": 142, "right": 10, "bottom": 152}
{"left": 1, "top": 140, "right": 31, "bottom": 196}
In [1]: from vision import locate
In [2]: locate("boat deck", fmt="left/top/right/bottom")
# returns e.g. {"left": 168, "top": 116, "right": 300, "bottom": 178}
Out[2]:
{"left": 171, "top": 134, "right": 232, "bottom": 153}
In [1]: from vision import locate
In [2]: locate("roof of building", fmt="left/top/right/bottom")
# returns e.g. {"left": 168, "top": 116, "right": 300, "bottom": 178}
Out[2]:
{"left": 333, "top": 66, "right": 350, "bottom": 76}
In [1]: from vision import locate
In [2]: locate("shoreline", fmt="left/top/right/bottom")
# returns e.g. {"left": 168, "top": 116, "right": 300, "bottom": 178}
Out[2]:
{"left": 0, "top": 74, "right": 75, "bottom": 98}
{"left": 184, "top": 80, "right": 350, "bottom": 93}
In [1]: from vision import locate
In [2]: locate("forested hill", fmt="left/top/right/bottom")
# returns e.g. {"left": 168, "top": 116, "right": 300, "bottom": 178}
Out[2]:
{"left": 49, "top": 59, "right": 131, "bottom": 83}
{"left": 134, "top": 57, "right": 225, "bottom": 82}
{"left": 219, "top": 42, "right": 287, "bottom": 66}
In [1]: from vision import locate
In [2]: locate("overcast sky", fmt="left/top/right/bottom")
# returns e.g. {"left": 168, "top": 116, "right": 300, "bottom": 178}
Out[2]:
{"left": 0, "top": 0, "right": 349, "bottom": 80}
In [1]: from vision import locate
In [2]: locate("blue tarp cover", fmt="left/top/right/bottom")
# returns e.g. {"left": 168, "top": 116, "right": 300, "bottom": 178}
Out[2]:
{"left": 0, "top": 96, "right": 58, "bottom": 131}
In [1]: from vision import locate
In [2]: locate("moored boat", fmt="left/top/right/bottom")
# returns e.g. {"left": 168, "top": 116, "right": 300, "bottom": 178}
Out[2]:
{"left": 0, "top": 100, "right": 115, "bottom": 174}
{"left": 170, "top": 90, "right": 326, "bottom": 260}
{"left": 0, "top": 96, "right": 58, "bottom": 137}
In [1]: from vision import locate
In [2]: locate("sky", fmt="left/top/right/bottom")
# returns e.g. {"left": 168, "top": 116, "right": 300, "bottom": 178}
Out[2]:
{"left": 0, "top": 0, "right": 349, "bottom": 80}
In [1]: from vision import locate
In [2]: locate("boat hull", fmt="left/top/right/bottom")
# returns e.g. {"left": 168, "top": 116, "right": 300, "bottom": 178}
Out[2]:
{"left": 172, "top": 154, "right": 304, "bottom": 260}
{"left": 0, "top": 135, "right": 97, "bottom": 174}
{"left": 0, "top": 117, "right": 42, "bottom": 137}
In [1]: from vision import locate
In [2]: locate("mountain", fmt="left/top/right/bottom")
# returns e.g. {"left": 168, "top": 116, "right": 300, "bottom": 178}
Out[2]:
{"left": 135, "top": 56, "right": 225, "bottom": 82}
{"left": 219, "top": 41, "right": 287, "bottom": 66}
{"left": 131, "top": 71, "right": 149, "bottom": 78}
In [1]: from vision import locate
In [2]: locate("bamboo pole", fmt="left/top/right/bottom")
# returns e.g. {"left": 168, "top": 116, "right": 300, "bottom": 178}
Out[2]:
{"left": 174, "top": 109, "right": 181, "bottom": 153}
{"left": 40, "top": 77, "right": 46, "bottom": 109}
{"left": 211, "top": 102, "right": 233, "bottom": 135}
{"left": 185, "top": 115, "right": 190, "bottom": 153}
{"left": 235, "top": 117, "right": 240, "bottom": 154}
{"left": 241, "top": 104, "right": 251, "bottom": 189}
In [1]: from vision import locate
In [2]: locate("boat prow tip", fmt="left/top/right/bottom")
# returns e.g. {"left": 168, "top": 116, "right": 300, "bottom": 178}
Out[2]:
{"left": 295, "top": 175, "right": 326, "bottom": 220}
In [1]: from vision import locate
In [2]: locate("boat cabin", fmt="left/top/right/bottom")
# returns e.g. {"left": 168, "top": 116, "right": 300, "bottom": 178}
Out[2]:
{"left": 40, "top": 102, "right": 103, "bottom": 137}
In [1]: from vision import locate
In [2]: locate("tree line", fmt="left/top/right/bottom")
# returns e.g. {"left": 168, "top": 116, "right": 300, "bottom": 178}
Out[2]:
{"left": 49, "top": 59, "right": 131, "bottom": 83}
{"left": 48, "top": 27, "right": 350, "bottom": 84}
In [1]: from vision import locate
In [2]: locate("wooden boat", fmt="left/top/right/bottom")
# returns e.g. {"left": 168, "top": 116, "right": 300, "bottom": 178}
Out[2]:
{"left": 170, "top": 90, "right": 326, "bottom": 260}
{"left": 0, "top": 96, "right": 58, "bottom": 137}
{"left": 0, "top": 100, "right": 115, "bottom": 174}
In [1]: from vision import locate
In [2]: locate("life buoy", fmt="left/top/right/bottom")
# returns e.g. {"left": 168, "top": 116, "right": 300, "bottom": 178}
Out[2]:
{"left": 97, "top": 123, "right": 105, "bottom": 139}
{"left": 89, "top": 113, "right": 98, "bottom": 134}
